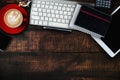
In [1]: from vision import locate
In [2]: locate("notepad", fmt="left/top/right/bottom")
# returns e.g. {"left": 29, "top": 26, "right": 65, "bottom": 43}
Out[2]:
{"left": 71, "top": 5, "right": 112, "bottom": 38}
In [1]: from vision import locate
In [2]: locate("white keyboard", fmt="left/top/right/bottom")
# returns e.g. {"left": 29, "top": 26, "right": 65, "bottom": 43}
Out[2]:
{"left": 30, "top": 0, "right": 77, "bottom": 29}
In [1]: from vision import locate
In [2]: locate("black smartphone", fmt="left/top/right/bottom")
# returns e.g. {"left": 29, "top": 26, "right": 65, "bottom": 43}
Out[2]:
{"left": 0, "top": 32, "right": 11, "bottom": 51}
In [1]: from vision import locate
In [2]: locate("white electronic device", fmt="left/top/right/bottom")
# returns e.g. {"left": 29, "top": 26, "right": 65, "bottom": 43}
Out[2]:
{"left": 91, "top": 6, "right": 120, "bottom": 57}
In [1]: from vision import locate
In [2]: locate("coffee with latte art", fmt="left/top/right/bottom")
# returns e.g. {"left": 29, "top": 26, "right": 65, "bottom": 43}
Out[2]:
{"left": 4, "top": 9, "right": 23, "bottom": 28}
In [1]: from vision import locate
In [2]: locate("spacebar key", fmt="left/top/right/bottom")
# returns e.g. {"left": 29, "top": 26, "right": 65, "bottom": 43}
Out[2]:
{"left": 48, "top": 22, "right": 68, "bottom": 28}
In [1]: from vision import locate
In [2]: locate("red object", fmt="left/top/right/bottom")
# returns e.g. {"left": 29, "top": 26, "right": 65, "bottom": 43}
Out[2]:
{"left": 0, "top": 4, "right": 28, "bottom": 35}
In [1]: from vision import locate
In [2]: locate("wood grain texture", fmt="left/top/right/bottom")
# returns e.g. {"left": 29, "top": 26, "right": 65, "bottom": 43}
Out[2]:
{"left": 0, "top": 52, "right": 120, "bottom": 80}
{"left": 7, "top": 28, "right": 102, "bottom": 52}
{"left": 0, "top": 0, "right": 120, "bottom": 80}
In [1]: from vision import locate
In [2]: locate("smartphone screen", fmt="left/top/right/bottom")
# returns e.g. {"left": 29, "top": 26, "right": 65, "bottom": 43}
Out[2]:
{"left": 101, "top": 7, "right": 120, "bottom": 53}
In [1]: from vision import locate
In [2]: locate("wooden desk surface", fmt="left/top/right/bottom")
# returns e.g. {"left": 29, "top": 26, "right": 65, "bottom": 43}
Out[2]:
{"left": 0, "top": 0, "right": 120, "bottom": 80}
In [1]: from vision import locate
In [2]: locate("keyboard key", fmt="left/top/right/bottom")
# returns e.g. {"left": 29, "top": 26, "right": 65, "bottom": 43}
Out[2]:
{"left": 48, "top": 22, "right": 68, "bottom": 28}
{"left": 39, "top": 21, "right": 42, "bottom": 25}
{"left": 31, "top": 16, "right": 39, "bottom": 19}
{"left": 31, "top": 11, "right": 38, "bottom": 15}
{"left": 30, "top": 20, "right": 34, "bottom": 24}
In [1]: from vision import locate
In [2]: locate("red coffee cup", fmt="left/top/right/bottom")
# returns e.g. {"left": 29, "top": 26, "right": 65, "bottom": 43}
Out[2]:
{"left": 0, "top": 4, "right": 28, "bottom": 35}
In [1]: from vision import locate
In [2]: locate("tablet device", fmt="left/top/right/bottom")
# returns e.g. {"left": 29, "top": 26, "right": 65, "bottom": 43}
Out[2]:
{"left": 91, "top": 6, "right": 120, "bottom": 57}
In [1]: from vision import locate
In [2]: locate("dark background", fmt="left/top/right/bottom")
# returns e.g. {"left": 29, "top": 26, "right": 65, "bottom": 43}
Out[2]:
{"left": 0, "top": 0, "right": 120, "bottom": 80}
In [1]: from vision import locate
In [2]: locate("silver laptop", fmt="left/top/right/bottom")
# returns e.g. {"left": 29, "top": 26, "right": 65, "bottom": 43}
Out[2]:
{"left": 91, "top": 6, "right": 120, "bottom": 58}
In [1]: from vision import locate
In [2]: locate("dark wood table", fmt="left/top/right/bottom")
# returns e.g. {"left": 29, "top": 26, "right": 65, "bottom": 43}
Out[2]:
{"left": 0, "top": 0, "right": 120, "bottom": 80}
